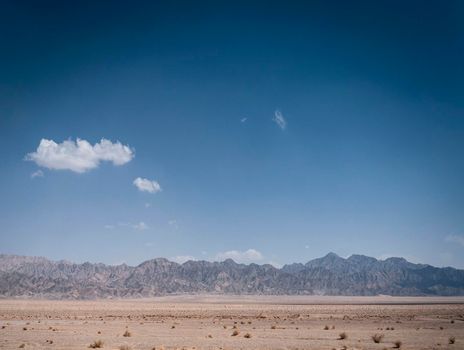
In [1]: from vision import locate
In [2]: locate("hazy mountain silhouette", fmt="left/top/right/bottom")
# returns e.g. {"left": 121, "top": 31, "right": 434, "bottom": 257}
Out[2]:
{"left": 1, "top": 253, "right": 463, "bottom": 299}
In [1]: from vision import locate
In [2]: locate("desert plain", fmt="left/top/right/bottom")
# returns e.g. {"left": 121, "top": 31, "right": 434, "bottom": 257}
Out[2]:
{"left": 0, "top": 296, "right": 463, "bottom": 350}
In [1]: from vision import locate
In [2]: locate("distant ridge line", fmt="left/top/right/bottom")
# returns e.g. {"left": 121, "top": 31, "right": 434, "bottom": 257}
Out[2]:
{"left": 1, "top": 252, "right": 463, "bottom": 299}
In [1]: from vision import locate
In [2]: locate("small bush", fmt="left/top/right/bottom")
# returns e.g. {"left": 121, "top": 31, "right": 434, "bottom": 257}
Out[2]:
{"left": 338, "top": 332, "right": 347, "bottom": 340}
{"left": 244, "top": 333, "right": 251, "bottom": 338}
{"left": 372, "top": 333, "right": 384, "bottom": 343}
{"left": 89, "top": 340, "right": 104, "bottom": 348}
{"left": 393, "top": 340, "right": 402, "bottom": 348}
{"left": 324, "top": 325, "right": 329, "bottom": 330}
{"left": 123, "top": 330, "right": 131, "bottom": 337}
{"left": 449, "top": 336, "right": 456, "bottom": 344}
{"left": 271, "top": 325, "right": 276, "bottom": 329}
{"left": 231, "top": 330, "right": 239, "bottom": 336}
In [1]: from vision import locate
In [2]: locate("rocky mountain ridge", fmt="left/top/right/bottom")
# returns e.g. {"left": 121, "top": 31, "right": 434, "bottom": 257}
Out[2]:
{"left": 1, "top": 253, "right": 463, "bottom": 299}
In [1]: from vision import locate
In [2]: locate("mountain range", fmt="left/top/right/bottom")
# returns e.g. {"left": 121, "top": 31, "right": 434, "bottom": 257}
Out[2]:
{"left": 1, "top": 253, "right": 463, "bottom": 299}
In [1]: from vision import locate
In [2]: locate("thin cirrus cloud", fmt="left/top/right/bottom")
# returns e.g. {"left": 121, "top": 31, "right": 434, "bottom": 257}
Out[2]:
{"left": 215, "top": 249, "right": 264, "bottom": 263}
{"left": 171, "top": 255, "right": 197, "bottom": 264}
{"left": 273, "top": 110, "right": 287, "bottom": 130}
{"left": 445, "top": 234, "right": 464, "bottom": 247}
{"left": 30, "top": 169, "right": 44, "bottom": 179}
{"left": 25, "top": 138, "right": 134, "bottom": 173}
{"left": 133, "top": 177, "right": 162, "bottom": 193}
{"left": 133, "top": 221, "right": 148, "bottom": 231}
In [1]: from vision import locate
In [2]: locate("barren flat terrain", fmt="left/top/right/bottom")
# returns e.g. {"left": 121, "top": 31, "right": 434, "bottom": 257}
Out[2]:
{"left": 0, "top": 296, "right": 463, "bottom": 350}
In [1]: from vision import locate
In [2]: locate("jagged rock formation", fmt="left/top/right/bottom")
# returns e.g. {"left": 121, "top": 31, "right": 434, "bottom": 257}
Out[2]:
{"left": 1, "top": 253, "right": 463, "bottom": 299}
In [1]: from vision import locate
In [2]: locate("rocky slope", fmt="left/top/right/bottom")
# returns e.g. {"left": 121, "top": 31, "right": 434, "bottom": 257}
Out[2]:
{"left": 1, "top": 253, "right": 463, "bottom": 299}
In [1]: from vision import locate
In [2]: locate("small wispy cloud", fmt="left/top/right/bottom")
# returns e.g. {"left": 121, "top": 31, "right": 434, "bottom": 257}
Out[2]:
{"left": 168, "top": 219, "right": 179, "bottom": 230}
{"left": 171, "top": 255, "right": 196, "bottom": 264}
{"left": 445, "top": 234, "right": 464, "bottom": 247}
{"left": 273, "top": 110, "right": 287, "bottom": 130}
{"left": 26, "top": 138, "right": 134, "bottom": 173}
{"left": 30, "top": 169, "right": 44, "bottom": 179}
{"left": 133, "top": 221, "right": 148, "bottom": 231}
{"left": 215, "top": 248, "right": 263, "bottom": 263}
{"left": 240, "top": 117, "right": 248, "bottom": 123}
{"left": 133, "top": 177, "right": 162, "bottom": 194}
{"left": 145, "top": 202, "right": 151, "bottom": 208}
{"left": 104, "top": 224, "right": 115, "bottom": 230}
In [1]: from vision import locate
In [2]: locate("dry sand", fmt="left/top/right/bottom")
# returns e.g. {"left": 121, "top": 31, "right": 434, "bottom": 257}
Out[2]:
{"left": 0, "top": 296, "right": 463, "bottom": 349}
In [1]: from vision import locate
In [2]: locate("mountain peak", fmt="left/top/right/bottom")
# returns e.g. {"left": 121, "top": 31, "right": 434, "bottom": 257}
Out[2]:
{"left": 0, "top": 253, "right": 463, "bottom": 298}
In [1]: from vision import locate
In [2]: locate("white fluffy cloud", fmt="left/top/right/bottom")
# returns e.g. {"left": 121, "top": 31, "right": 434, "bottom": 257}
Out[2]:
{"left": 445, "top": 234, "right": 464, "bottom": 247}
{"left": 133, "top": 177, "right": 162, "bottom": 193}
{"left": 26, "top": 138, "right": 134, "bottom": 173}
{"left": 273, "top": 110, "right": 287, "bottom": 130}
{"left": 215, "top": 249, "right": 264, "bottom": 263}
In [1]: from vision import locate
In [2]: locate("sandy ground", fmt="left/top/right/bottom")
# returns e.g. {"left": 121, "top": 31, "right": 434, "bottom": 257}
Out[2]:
{"left": 0, "top": 296, "right": 463, "bottom": 350}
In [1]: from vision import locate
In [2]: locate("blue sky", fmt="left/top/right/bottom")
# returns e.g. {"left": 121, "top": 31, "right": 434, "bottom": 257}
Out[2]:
{"left": 1, "top": 0, "right": 464, "bottom": 268}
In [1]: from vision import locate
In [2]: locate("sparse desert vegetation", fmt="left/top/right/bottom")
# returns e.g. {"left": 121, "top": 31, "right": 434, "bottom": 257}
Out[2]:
{"left": 0, "top": 297, "right": 462, "bottom": 349}
{"left": 89, "top": 340, "right": 104, "bottom": 348}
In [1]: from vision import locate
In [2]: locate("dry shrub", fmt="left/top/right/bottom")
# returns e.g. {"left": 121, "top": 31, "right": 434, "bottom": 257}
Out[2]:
{"left": 19, "top": 344, "right": 25, "bottom": 349}
{"left": 324, "top": 325, "right": 329, "bottom": 330}
{"left": 449, "top": 336, "right": 456, "bottom": 344}
{"left": 231, "top": 330, "right": 239, "bottom": 336}
{"left": 372, "top": 333, "right": 384, "bottom": 343}
{"left": 393, "top": 340, "right": 402, "bottom": 348}
{"left": 244, "top": 333, "right": 251, "bottom": 338}
{"left": 271, "top": 325, "right": 276, "bottom": 329}
{"left": 89, "top": 340, "right": 104, "bottom": 348}
{"left": 123, "top": 330, "right": 131, "bottom": 337}
{"left": 338, "top": 332, "right": 347, "bottom": 340}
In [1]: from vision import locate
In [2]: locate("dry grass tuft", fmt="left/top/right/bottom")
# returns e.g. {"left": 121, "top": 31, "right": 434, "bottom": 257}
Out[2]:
{"left": 372, "top": 333, "right": 384, "bottom": 343}
{"left": 324, "top": 325, "right": 329, "bottom": 330}
{"left": 271, "top": 325, "right": 276, "bottom": 329}
{"left": 123, "top": 330, "right": 131, "bottom": 337}
{"left": 89, "top": 340, "right": 104, "bottom": 348}
{"left": 393, "top": 340, "right": 402, "bottom": 348}
{"left": 19, "top": 344, "right": 25, "bottom": 348}
{"left": 231, "top": 330, "right": 239, "bottom": 336}
{"left": 338, "top": 332, "right": 347, "bottom": 340}
{"left": 449, "top": 336, "right": 456, "bottom": 344}
{"left": 244, "top": 333, "right": 252, "bottom": 338}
